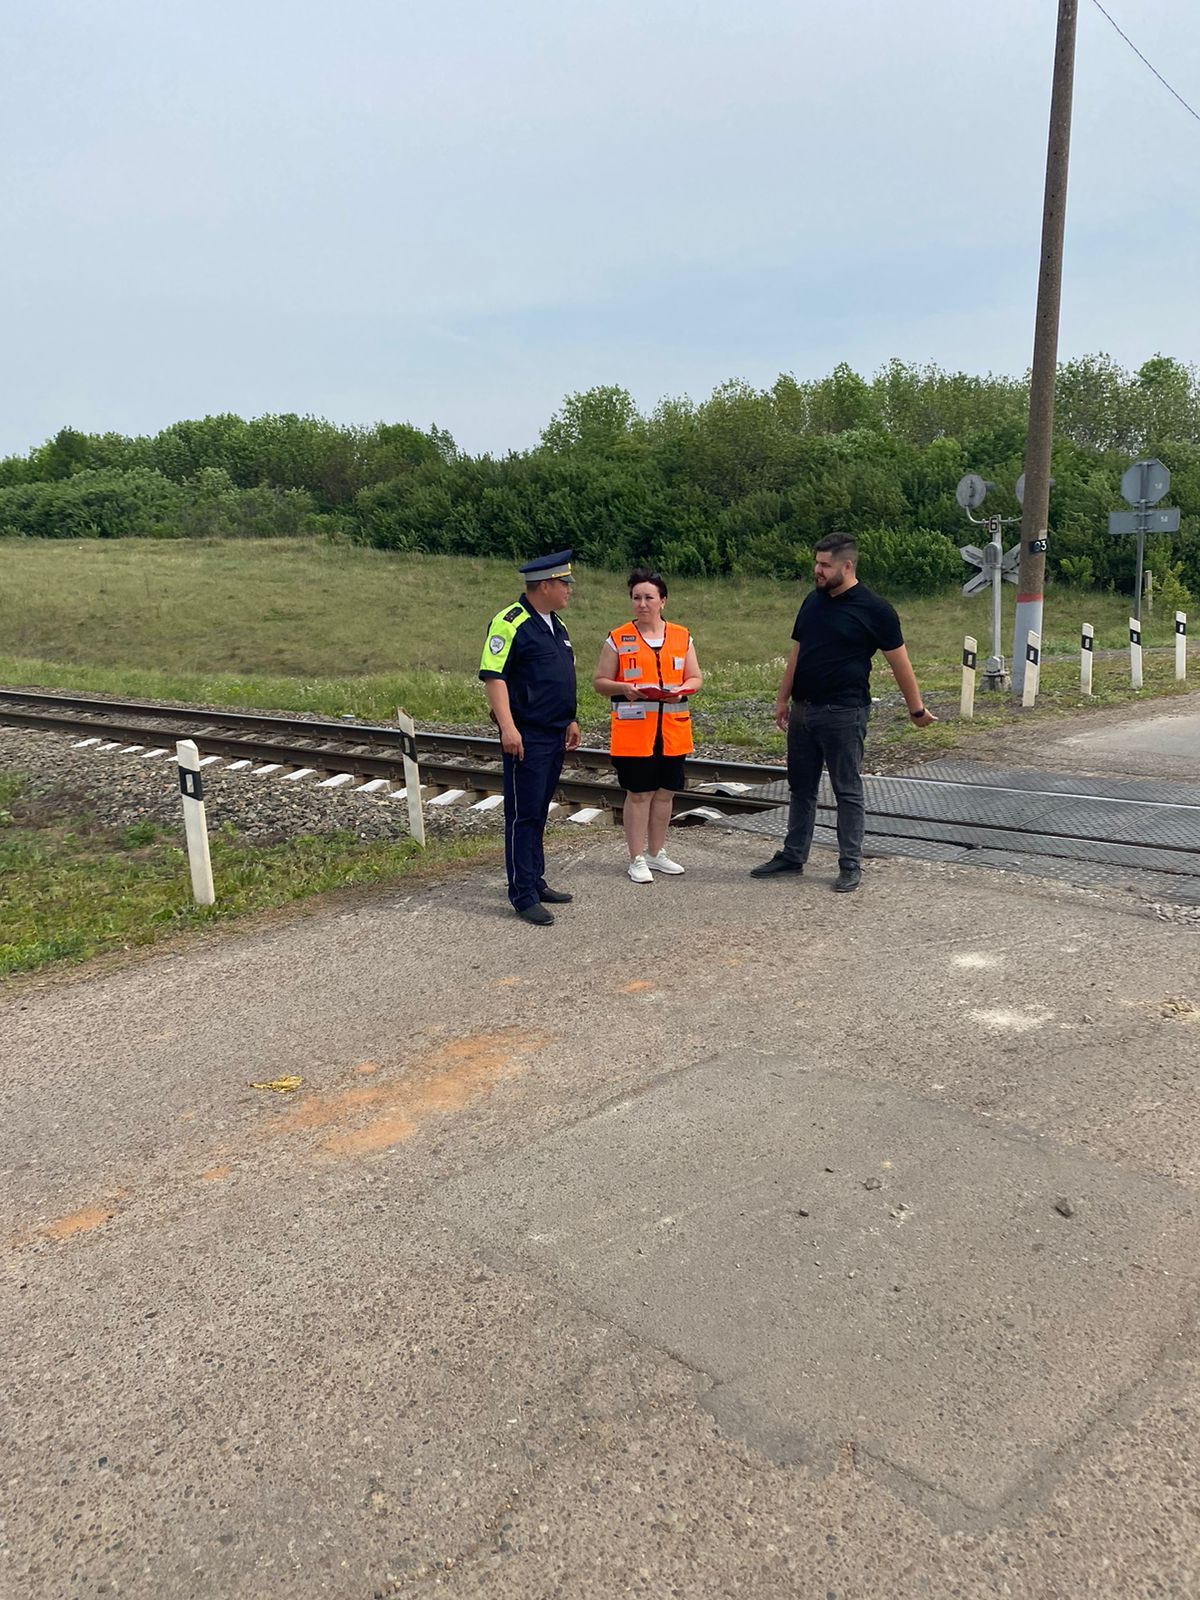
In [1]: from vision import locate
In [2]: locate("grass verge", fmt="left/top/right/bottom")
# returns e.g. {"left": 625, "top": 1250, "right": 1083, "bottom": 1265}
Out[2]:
{"left": 0, "top": 538, "right": 1192, "bottom": 749}
{"left": 0, "top": 773, "right": 498, "bottom": 980}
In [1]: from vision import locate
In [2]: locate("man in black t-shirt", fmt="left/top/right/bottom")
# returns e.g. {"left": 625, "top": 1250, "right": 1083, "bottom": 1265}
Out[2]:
{"left": 751, "top": 533, "right": 936, "bottom": 892}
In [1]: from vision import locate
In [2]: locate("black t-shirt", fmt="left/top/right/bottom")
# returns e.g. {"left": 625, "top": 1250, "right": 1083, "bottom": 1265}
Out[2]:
{"left": 790, "top": 583, "right": 903, "bottom": 707}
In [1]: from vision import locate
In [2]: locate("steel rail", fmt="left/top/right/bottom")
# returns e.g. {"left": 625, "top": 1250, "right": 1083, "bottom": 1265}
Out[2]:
{"left": 0, "top": 686, "right": 787, "bottom": 787}
{"left": 0, "top": 704, "right": 782, "bottom": 820}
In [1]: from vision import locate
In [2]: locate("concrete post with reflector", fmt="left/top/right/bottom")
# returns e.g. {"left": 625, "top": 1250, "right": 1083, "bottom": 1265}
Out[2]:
{"left": 1080, "top": 622, "right": 1093, "bottom": 696}
{"left": 395, "top": 709, "right": 426, "bottom": 847}
{"left": 1129, "top": 617, "right": 1143, "bottom": 691}
{"left": 960, "top": 636, "right": 977, "bottom": 720}
{"left": 1177, "top": 612, "right": 1188, "bottom": 682}
{"left": 1021, "top": 633, "right": 1041, "bottom": 709}
{"left": 176, "top": 739, "right": 215, "bottom": 906}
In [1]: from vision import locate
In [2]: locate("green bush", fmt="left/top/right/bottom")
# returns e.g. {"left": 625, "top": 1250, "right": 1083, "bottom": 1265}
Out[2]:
{"left": 853, "top": 526, "right": 964, "bottom": 595}
{"left": 1058, "top": 555, "right": 1095, "bottom": 588}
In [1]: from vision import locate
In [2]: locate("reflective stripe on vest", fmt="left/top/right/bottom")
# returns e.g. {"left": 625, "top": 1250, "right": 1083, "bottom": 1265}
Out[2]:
{"left": 608, "top": 620, "right": 693, "bottom": 758}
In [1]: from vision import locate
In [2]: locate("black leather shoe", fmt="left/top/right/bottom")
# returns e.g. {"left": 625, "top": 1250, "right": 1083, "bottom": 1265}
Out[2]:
{"left": 832, "top": 866, "right": 862, "bottom": 893}
{"left": 750, "top": 854, "right": 804, "bottom": 878}
{"left": 516, "top": 902, "right": 555, "bottom": 925}
{"left": 538, "top": 887, "right": 573, "bottom": 904}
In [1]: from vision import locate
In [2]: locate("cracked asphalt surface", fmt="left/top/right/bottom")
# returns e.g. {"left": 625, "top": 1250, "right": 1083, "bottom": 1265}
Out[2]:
{"left": 3, "top": 702, "right": 1200, "bottom": 1599}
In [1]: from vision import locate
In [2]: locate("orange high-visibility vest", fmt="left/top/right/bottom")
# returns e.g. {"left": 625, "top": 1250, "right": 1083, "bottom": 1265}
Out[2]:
{"left": 607, "top": 620, "right": 694, "bottom": 758}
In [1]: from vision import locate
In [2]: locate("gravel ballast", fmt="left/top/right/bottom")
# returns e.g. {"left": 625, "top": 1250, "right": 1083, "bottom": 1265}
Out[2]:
{"left": 0, "top": 726, "right": 507, "bottom": 845}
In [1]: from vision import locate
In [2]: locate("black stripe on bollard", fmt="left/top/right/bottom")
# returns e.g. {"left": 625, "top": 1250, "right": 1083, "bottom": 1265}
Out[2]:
{"left": 962, "top": 646, "right": 976, "bottom": 670}
{"left": 1130, "top": 624, "right": 1142, "bottom": 647}
{"left": 179, "top": 767, "right": 204, "bottom": 801}
{"left": 1081, "top": 631, "right": 1093, "bottom": 652}
{"left": 1026, "top": 642, "right": 1040, "bottom": 667}
{"left": 398, "top": 729, "right": 418, "bottom": 762}
{"left": 1177, "top": 618, "right": 1188, "bottom": 636}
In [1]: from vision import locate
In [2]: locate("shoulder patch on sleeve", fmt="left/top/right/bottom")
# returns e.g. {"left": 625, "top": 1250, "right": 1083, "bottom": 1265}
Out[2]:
{"left": 480, "top": 607, "right": 523, "bottom": 675}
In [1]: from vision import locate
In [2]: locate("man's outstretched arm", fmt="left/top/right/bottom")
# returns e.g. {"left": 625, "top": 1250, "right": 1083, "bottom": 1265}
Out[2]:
{"left": 882, "top": 644, "right": 937, "bottom": 727}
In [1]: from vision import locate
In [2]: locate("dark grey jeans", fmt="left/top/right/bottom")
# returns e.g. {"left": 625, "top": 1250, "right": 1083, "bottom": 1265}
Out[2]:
{"left": 780, "top": 701, "right": 870, "bottom": 871}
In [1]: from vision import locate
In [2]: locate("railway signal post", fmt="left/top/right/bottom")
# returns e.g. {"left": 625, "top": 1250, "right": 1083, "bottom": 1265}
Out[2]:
{"left": 956, "top": 475, "right": 1020, "bottom": 691}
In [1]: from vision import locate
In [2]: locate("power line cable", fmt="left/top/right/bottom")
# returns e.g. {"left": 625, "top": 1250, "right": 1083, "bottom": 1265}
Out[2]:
{"left": 1088, "top": 0, "right": 1200, "bottom": 126}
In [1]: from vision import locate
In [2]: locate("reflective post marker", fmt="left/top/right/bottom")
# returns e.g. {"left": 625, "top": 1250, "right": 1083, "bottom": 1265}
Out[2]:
{"left": 1176, "top": 612, "right": 1188, "bottom": 682}
{"left": 176, "top": 739, "right": 215, "bottom": 906}
{"left": 1080, "top": 622, "right": 1094, "bottom": 696}
{"left": 395, "top": 709, "right": 426, "bottom": 847}
{"left": 960, "top": 635, "right": 977, "bottom": 720}
{"left": 1021, "top": 632, "right": 1041, "bottom": 709}
{"left": 1129, "top": 617, "right": 1143, "bottom": 690}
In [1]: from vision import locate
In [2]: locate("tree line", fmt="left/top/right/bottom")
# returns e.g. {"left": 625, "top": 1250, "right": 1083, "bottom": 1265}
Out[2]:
{"left": 2, "top": 354, "right": 1198, "bottom": 601}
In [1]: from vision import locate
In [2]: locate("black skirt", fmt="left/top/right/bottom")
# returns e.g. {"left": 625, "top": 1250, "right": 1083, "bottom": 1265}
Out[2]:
{"left": 612, "top": 753, "right": 688, "bottom": 794}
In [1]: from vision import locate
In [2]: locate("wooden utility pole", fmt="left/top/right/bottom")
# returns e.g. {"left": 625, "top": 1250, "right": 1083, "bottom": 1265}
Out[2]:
{"left": 1012, "top": 0, "right": 1079, "bottom": 695}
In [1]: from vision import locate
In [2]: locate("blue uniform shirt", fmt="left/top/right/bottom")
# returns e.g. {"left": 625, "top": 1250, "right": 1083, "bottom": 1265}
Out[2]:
{"left": 479, "top": 597, "right": 577, "bottom": 731}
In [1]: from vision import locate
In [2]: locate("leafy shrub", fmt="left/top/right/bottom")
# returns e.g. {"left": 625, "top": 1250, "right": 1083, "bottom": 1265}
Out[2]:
{"left": 1058, "top": 555, "right": 1095, "bottom": 588}
{"left": 853, "top": 526, "right": 963, "bottom": 595}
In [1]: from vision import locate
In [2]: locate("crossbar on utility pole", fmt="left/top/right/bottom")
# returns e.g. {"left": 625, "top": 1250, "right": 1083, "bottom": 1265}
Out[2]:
{"left": 1012, "top": 0, "right": 1078, "bottom": 696}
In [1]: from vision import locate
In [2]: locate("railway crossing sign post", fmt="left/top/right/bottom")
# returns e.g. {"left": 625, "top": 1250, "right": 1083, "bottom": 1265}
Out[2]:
{"left": 957, "top": 475, "right": 1020, "bottom": 691}
{"left": 1108, "top": 458, "right": 1181, "bottom": 621}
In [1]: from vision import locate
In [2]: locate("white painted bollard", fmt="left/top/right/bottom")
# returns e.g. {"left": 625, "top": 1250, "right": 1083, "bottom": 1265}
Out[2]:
{"left": 960, "top": 636, "right": 977, "bottom": 720}
{"left": 1021, "top": 631, "right": 1041, "bottom": 709}
{"left": 1176, "top": 612, "right": 1188, "bottom": 682}
{"left": 1129, "top": 616, "right": 1143, "bottom": 690}
{"left": 176, "top": 740, "right": 215, "bottom": 906}
{"left": 395, "top": 709, "right": 426, "bottom": 847}
{"left": 1080, "top": 623, "right": 1094, "bottom": 696}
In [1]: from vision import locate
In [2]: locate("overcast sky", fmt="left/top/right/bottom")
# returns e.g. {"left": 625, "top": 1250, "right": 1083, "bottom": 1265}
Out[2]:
{"left": 3, "top": 0, "right": 1198, "bottom": 458}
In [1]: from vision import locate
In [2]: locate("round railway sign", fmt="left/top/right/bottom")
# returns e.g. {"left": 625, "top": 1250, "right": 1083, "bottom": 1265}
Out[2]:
{"left": 955, "top": 473, "right": 988, "bottom": 510}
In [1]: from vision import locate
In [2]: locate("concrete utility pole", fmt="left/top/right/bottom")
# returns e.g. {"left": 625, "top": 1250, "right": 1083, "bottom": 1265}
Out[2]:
{"left": 1012, "top": 0, "right": 1079, "bottom": 695}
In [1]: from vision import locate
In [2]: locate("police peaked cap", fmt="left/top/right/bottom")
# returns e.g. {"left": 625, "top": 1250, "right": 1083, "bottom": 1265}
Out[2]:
{"left": 518, "top": 550, "right": 574, "bottom": 583}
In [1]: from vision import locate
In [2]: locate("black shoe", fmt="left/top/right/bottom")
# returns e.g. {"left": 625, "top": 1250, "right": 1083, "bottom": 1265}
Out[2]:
{"left": 832, "top": 866, "right": 862, "bottom": 893}
{"left": 750, "top": 853, "right": 804, "bottom": 878}
{"left": 538, "top": 887, "right": 573, "bottom": 904}
{"left": 516, "top": 902, "right": 555, "bottom": 925}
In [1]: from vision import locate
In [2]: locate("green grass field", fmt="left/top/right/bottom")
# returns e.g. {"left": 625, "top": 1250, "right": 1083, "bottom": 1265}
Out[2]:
{"left": 0, "top": 537, "right": 1190, "bottom": 747}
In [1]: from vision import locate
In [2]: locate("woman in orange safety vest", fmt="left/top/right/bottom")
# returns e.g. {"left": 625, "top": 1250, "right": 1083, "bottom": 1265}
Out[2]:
{"left": 592, "top": 567, "right": 703, "bottom": 884}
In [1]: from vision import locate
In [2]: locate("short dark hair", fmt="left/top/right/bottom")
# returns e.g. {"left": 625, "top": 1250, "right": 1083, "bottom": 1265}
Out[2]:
{"left": 814, "top": 533, "right": 857, "bottom": 563}
{"left": 628, "top": 566, "right": 668, "bottom": 599}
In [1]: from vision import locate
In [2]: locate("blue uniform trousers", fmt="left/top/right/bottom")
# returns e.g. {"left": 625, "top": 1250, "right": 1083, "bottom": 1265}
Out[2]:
{"left": 503, "top": 725, "right": 566, "bottom": 911}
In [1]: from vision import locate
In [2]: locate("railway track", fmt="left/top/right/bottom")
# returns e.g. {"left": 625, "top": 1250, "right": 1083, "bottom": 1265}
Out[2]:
{"left": 0, "top": 687, "right": 785, "bottom": 821}
{"left": 6, "top": 687, "right": 1200, "bottom": 900}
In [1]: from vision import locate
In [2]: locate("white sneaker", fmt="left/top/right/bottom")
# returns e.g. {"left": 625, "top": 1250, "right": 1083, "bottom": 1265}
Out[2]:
{"left": 627, "top": 855, "right": 653, "bottom": 884}
{"left": 646, "top": 849, "right": 685, "bottom": 875}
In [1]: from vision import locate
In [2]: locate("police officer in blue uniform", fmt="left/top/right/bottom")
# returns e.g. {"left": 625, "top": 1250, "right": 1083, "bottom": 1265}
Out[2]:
{"left": 479, "top": 551, "right": 581, "bottom": 925}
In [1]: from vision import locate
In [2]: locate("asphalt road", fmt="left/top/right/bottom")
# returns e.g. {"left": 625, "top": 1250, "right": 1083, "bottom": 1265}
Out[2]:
{"left": 4, "top": 707, "right": 1200, "bottom": 1599}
